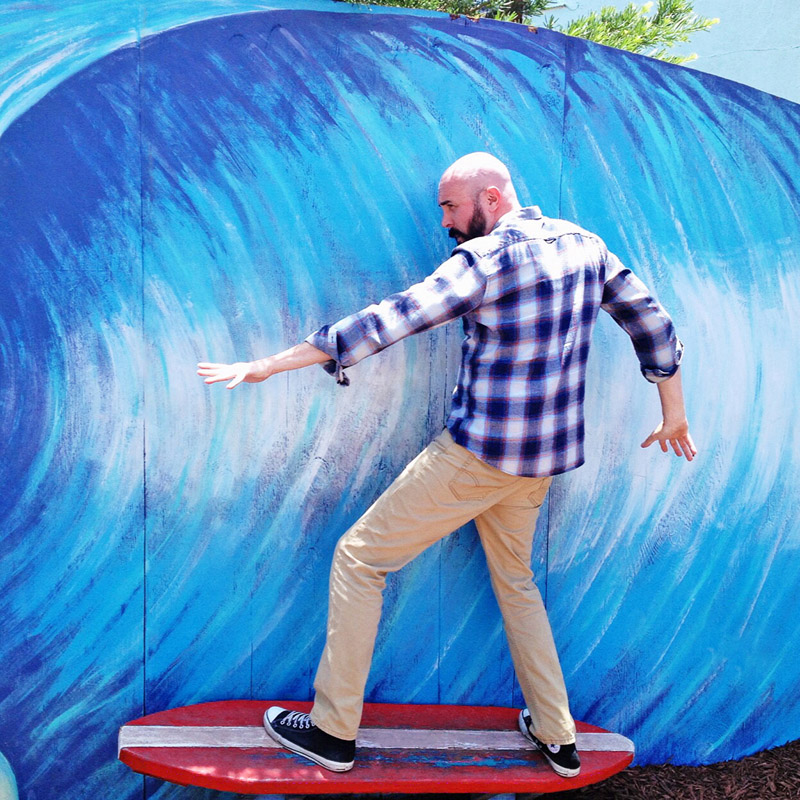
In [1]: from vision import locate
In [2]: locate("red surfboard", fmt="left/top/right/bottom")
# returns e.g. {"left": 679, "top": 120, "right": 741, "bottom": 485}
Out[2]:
{"left": 118, "top": 701, "right": 634, "bottom": 794}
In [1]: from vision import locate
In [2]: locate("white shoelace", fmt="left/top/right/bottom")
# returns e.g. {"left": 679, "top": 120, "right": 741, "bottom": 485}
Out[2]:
{"left": 282, "top": 711, "right": 313, "bottom": 729}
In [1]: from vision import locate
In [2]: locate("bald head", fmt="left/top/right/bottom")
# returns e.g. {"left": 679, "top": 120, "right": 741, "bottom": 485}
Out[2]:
{"left": 440, "top": 153, "right": 519, "bottom": 202}
{"left": 437, "top": 152, "right": 520, "bottom": 244}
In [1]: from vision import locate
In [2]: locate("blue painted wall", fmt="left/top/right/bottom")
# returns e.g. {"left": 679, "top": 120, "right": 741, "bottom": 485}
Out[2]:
{"left": 1, "top": 3, "right": 799, "bottom": 798}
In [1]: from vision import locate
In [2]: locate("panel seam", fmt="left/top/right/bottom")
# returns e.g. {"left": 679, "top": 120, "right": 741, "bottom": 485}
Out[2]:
{"left": 137, "top": 19, "right": 148, "bottom": 732}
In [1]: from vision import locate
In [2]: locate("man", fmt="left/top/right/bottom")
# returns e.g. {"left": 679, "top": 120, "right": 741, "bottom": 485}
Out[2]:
{"left": 198, "top": 153, "right": 696, "bottom": 778}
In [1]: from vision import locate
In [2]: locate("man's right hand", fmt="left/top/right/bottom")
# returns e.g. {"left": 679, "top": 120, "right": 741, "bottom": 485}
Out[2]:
{"left": 197, "top": 360, "right": 272, "bottom": 389}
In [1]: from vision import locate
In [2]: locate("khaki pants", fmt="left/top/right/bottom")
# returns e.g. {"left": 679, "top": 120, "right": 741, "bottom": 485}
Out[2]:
{"left": 310, "top": 429, "right": 576, "bottom": 745}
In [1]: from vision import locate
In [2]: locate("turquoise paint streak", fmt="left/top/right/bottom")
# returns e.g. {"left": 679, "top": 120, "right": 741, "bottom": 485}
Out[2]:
{"left": 0, "top": 751, "right": 17, "bottom": 800}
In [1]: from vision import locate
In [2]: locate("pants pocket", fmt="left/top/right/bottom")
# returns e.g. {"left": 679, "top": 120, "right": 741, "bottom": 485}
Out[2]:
{"left": 448, "top": 464, "right": 491, "bottom": 502}
{"left": 448, "top": 459, "right": 520, "bottom": 502}
{"left": 527, "top": 477, "right": 551, "bottom": 508}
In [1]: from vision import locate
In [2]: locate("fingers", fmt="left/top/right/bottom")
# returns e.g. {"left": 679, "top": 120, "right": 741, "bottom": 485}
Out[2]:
{"left": 668, "top": 435, "right": 696, "bottom": 461}
{"left": 197, "top": 368, "right": 232, "bottom": 385}
{"left": 640, "top": 430, "right": 661, "bottom": 450}
{"left": 679, "top": 434, "right": 697, "bottom": 461}
{"left": 197, "top": 362, "right": 241, "bottom": 387}
{"left": 641, "top": 429, "right": 697, "bottom": 461}
{"left": 197, "top": 362, "right": 224, "bottom": 378}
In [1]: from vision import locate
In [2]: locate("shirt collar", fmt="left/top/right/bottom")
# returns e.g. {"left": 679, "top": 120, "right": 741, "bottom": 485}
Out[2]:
{"left": 493, "top": 205, "right": 543, "bottom": 231}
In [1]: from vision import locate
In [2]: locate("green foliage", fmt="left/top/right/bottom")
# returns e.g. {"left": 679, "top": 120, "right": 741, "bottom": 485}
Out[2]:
{"left": 339, "top": 0, "right": 718, "bottom": 64}
{"left": 545, "top": 0, "right": 719, "bottom": 64}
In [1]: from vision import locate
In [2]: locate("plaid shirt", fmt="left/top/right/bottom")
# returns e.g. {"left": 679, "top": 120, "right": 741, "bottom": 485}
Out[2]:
{"left": 307, "top": 206, "right": 683, "bottom": 477}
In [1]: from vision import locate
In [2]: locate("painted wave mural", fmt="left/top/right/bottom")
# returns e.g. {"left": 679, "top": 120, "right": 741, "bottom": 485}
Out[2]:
{"left": 1, "top": 2, "right": 799, "bottom": 798}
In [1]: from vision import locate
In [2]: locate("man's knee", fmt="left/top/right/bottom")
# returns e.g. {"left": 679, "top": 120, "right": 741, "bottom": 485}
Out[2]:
{"left": 332, "top": 530, "right": 359, "bottom": 568}
{"left": 331, "top": 526, "right": 387, "bottom": 585}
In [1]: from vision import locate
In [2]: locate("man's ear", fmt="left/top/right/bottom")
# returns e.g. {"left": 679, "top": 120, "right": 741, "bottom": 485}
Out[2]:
{"left": 485, "top": 186, "right": 501, "bottom": 209}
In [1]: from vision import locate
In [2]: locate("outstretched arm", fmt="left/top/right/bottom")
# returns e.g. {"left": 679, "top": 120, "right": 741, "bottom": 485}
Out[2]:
{"left": 200, "top": 251, "right": 486, "bottom": 391}
{"left": 197, "top": 342, "right": 329, "bottom": 389}
{"left": 641, "top": 368, "right": 696, "bottom": 461}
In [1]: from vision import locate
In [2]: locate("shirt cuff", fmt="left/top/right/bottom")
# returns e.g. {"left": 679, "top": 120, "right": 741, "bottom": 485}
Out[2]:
{"left": 305, "top": 330, "right": 350, "bottom": 386}
{"left": 641, "top": 339, "right": 684, "bottom": 383}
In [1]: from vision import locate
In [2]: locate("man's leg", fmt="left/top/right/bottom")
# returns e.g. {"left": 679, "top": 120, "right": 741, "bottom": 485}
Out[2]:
{"left": 474, "top": 479, "right": 577, "bottom": 747}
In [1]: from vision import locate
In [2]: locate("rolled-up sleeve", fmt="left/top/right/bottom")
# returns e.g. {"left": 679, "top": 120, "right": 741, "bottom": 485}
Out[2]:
{"left": 601, "top": 250, "right": 683, "bottom": 383}
{"left": 306, "top": 252, "right": 487, "bottom": 383}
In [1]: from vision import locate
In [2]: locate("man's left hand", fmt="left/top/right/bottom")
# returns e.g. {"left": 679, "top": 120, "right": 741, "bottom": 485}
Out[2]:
{"left": 641, "top": 419, "right": 696, "bottom": 461}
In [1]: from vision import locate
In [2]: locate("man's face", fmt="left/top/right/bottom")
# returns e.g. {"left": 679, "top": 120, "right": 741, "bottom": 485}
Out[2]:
{"left": 438, "top": 179, "right": 489, "bottom": 245}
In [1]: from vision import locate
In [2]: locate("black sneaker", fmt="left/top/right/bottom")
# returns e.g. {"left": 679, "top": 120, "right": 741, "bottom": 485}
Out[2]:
{"left": 264, "top": 706, "right": 355, "bottom": 772}
{"left": 518, "top": 707, "right": 581, "bottom": 778}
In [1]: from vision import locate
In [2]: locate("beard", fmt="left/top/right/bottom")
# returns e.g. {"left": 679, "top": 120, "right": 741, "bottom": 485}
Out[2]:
{"left": 449, "top": 204, "right": 488, "bottom": 244}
